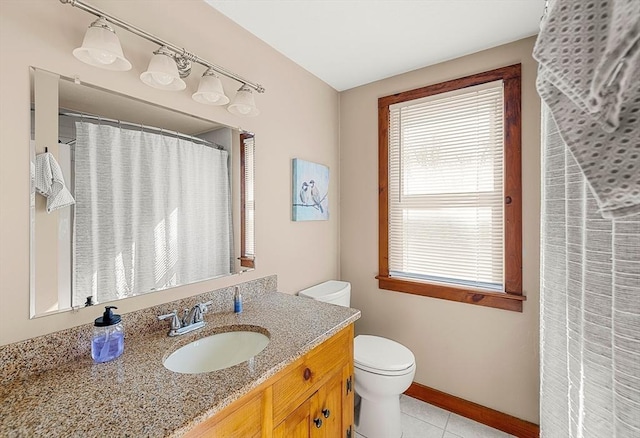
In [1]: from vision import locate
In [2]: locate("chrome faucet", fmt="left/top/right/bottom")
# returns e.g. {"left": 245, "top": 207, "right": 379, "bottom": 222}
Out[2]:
{"left": 158, "top": 300, "right": 213, "bottom": 336}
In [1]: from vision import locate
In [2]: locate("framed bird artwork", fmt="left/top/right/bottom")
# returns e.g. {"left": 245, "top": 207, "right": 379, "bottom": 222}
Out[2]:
{"left": 292, "top": 158, "right": 329, "bottom": 221}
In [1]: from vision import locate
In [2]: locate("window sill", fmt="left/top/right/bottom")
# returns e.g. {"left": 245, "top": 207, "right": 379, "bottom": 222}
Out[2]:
{"left": 239, "top": 257, "right": 255, "bottom": 269}
{"left": 376, "top": 275, "right": 525, "bottom": 312}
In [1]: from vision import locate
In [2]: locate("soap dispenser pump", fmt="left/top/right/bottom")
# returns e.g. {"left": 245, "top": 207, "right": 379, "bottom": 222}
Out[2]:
{"left": 91, "top": 306, "right": 125, "bottom": 363}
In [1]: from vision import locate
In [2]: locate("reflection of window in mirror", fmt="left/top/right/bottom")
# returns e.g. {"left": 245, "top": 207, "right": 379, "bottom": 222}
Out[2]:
{"left": 240, "top": 132, "right": 255, "bottom": 269}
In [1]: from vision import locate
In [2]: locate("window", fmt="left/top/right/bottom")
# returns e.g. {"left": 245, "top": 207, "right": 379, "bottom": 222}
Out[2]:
{"left": 240, "top": 132, "right": 255, "bottom": 269}
{"left": 377, "top": 65, "right": 523, "bottom": 312}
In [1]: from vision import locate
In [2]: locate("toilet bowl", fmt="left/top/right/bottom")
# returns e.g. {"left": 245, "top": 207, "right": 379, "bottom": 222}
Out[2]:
{"left": 353, "top": 334, "right": 416, "bottom": 438}
{"left": 298, "top": 281, "right": 416, "bottom": 438}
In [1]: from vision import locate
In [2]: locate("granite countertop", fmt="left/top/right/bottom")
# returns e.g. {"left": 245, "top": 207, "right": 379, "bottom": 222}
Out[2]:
{"left": 0, "top": 292, "right": 360, "bottom": 438}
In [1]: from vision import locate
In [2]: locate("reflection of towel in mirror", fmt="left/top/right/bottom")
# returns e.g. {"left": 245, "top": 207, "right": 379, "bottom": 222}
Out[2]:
{"left": 35, "top": 152, "right": 75, "bottom": 213}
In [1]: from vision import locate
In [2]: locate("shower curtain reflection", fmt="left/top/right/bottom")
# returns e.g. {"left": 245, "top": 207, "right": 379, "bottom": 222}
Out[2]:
{"left": 72, "top": 121, "right": 232, "bottom": 306}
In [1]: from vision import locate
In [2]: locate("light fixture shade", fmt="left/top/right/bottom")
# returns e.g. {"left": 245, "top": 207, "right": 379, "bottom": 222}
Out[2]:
{"left": 140, "top": 48, "right": 186, "bottom": 91}
{"left": 72, "top": 17, "right": 132, "bottom": 71}
{"left": 228, "top": 85, "right": 260, "bottom": 116}
{"left": 192, "top": 70, "right": 229, "bottom": 105}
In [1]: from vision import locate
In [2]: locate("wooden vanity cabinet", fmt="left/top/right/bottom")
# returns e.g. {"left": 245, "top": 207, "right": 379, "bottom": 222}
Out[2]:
{"left": 184, "top": 324, "right": 354, "bottom": 438}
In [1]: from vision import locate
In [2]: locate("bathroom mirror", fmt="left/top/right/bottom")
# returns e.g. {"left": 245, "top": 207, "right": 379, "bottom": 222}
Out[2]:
{"left": 30, "top": 67, "right": 255, "bottom": 317}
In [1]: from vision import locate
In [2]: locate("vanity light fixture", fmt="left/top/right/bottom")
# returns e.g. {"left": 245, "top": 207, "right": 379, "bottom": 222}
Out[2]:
{"left": 228, "top": 85, "right": 260, "bottom": 117}
{"left": 61, "top": 0, "right": 264, "bottom": 115}
{"left": 72, "top": 17, "right": 132, "bottom": 71}
{"left": 140, "top": 47, "right": 187, "bottom": 91}
{"left": 192, "top": 69, "right": 230, "bottom": 105}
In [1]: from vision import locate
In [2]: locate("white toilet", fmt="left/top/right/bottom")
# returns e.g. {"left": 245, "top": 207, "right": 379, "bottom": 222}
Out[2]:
{"left": 299, "top": 280, "right": 416, "bottom": 438}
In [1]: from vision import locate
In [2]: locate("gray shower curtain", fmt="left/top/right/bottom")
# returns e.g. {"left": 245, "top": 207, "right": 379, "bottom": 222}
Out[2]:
{"left": 541, "top": 107, "right": 640, "bottom": 437}
{"left": 536, "top": 1, "right": 640, "bottom": 436}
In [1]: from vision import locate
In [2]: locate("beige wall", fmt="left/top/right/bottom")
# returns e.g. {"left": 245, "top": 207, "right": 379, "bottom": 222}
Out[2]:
{"left": 0, "top": 0, "right": 340, "bottom": 345}
{"left": 339, "top": 37, "right": 540, "bottom": 423}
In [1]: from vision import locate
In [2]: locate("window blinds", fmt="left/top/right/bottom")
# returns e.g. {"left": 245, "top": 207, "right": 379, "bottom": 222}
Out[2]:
{"left": 388, "top": 81, "right": 505, "bottom": 291}
{"left": 243, "top": 135, "right": 255, "bottom": 258}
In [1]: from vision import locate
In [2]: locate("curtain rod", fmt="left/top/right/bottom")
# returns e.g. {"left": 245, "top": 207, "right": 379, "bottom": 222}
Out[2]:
{"left": 59, "top": 0, "right": 265, "bottom": 94}
{"left": 59, "top": 111, "right": 224, "bottom": 149}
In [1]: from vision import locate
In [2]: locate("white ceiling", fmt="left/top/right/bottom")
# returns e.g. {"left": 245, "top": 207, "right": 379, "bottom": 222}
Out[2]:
{"left": 205, "top": 0, "right": 545, "bottom": 91}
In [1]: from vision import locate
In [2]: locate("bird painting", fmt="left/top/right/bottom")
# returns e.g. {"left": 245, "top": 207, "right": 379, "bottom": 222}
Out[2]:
{"left": 292, "top": 158, "right": 329, "bottom": 221}
{"left": 309, "top": 180, "right": 323, "bottom": 213}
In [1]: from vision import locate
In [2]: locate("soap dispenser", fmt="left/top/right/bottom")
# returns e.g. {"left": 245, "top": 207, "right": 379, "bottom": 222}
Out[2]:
{"left": 234, "top": 286, "right": 243, "bottom": 313}
{"left": 92, "top": 306, "right": 124, "bottom": 363}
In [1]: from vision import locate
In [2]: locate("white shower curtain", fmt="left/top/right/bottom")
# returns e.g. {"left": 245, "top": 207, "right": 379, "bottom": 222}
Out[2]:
{"left": 541, "top": 106, "right": 640, "bottom": 437}
{"left": 73, "top": 122, "right": 232, "bottom": 305}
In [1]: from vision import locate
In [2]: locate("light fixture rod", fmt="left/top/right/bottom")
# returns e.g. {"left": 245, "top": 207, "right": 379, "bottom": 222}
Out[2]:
{"left": 60, "top": 0, "right": 265, "bottom": 93}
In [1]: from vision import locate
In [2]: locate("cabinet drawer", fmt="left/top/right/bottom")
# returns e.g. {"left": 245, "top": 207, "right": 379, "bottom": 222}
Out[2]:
{"left": 273, "top": 325, "right": 353, "bottom": 424}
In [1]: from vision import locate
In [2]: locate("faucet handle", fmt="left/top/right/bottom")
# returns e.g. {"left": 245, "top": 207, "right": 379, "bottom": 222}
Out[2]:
{"left": 200, "top": 300, "right": 214, "bottom": 313}
{"left": 158, "top": 310, "right": 181, "bottom": 330}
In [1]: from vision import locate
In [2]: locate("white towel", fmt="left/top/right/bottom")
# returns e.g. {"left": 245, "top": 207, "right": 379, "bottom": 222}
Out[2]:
{"left": 534, "top": 0, "right": 640, "bottom": 218}
{"left": 35, "top": 152, "right": 75, "bottom": 213}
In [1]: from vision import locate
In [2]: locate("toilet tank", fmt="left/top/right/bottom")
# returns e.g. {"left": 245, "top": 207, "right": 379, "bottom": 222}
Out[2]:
{"left": 298, "top": 280, "right": 351, "bottom": 307}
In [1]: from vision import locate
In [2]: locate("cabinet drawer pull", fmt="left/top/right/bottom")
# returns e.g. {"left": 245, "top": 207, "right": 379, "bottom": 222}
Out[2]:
{"left": 322, "top": 408, "right": 330, "bottom": 418}
{"left": 303, "top": 367, "right": 312, "bottom": 381}
{"left": 313, "top": 418, "right": 323, "bottom": 428}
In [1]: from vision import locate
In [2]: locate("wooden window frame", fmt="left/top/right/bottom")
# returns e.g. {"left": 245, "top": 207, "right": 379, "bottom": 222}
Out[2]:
{"left": 377, "top": 64, "right": 524, "bottom": 312}
{"left": 240, "top": 132, "right": 255, "bottom": 269}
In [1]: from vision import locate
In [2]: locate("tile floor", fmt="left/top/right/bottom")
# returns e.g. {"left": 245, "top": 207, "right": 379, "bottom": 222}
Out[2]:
{"left": 356, "top": 395, "right": 515, "bottom": 438}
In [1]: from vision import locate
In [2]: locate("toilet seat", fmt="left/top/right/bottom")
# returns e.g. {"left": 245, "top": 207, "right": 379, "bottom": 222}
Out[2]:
{"left": 354, "top": 335, "right": 415, "bottom": 376}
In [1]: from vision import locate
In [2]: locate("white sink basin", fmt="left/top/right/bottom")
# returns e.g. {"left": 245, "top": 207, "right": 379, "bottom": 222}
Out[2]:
{"left": 163, "top": 330, "right": 269, "bottom": 374}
